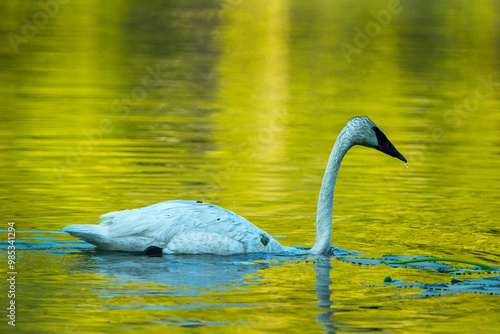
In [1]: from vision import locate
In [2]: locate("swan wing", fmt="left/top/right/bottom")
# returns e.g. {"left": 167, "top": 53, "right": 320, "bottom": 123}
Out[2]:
{"left": 77, "top": 200, "right": 285, "bottom": 254}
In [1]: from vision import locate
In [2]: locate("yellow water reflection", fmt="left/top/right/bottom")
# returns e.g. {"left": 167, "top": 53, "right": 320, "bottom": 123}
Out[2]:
{"left": 1, "top": 0, "right": 499, "bottom": 333}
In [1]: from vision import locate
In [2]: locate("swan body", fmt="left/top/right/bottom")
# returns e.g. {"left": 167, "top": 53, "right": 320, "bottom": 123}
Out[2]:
{"left": 62, "top": 116, "right": 406, "bottom": 255}
{"left": 63, "top": 200, "right": 285, "bottom": 255}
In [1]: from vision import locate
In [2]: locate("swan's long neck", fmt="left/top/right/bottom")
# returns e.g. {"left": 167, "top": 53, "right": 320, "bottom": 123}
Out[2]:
{"left": 311, "top": 126, "right": 355, "bottom": 254}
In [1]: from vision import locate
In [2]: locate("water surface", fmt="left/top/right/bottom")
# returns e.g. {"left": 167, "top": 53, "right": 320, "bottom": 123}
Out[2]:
{"left": 1, "top": 1, "right": 500, "bottom": 333}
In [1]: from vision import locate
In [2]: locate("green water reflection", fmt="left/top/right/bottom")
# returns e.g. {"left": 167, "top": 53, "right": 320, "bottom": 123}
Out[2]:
{"left": 1, "top": 0, "right": 499, "bottom": 333}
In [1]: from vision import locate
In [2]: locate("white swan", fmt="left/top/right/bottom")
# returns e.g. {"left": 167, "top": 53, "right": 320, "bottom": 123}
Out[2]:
{"left": 62, "top": 116, "right": 406, "bottom": 255}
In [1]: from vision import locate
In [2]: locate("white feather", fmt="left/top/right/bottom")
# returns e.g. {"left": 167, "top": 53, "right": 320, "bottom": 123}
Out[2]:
{"left": 63, "top": 200, "right": 285, "bottom": 255}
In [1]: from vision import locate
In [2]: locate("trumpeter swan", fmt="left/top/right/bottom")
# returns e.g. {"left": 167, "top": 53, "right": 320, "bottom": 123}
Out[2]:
{"left": 62, "top": 116, "right": 406, "bottom": 255}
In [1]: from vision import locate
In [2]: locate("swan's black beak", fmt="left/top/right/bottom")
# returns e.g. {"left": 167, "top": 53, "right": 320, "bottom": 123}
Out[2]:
{"left": 373, "top": 127, "right": 407, "bottom": 163}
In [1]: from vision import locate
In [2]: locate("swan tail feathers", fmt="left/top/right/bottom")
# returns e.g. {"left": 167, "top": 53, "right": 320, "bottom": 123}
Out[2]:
{"left": 62, "top": 224, "right": 110, "bottom": 248}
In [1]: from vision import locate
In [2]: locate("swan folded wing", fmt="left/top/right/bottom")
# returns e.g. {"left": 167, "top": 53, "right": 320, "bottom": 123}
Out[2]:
{"left": 100, "top": 208, "right": 183, "bottom": 247}
{"left": 163, "top": 231, "right": 251, "bottom": 255}
{"left": 99, "top": 200, "right": 271, "bottom": 251}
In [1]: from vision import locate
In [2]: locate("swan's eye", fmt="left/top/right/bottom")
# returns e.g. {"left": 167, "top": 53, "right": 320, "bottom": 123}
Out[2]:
{"left": 372, "top": 127, "right": 388, "bottom": 146}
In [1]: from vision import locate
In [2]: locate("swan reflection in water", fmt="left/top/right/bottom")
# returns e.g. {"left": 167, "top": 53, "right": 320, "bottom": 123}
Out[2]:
{"left": 60, "top": 245, "right": 500, "bottom": 332}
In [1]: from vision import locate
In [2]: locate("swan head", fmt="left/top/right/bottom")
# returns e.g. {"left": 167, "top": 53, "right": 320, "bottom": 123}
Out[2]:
{"left": 347, "top": 116, "right": 407, "bottom": 163}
